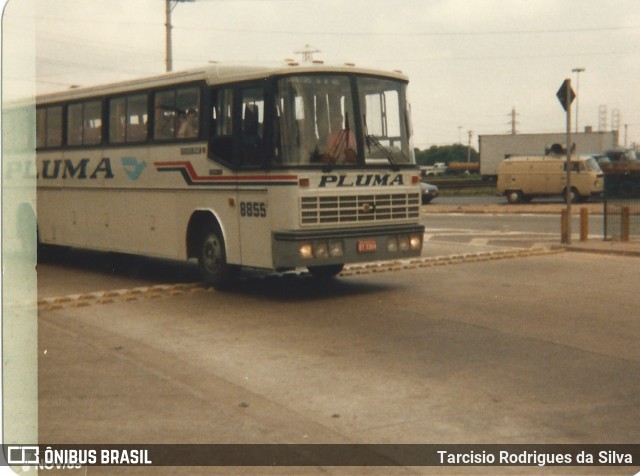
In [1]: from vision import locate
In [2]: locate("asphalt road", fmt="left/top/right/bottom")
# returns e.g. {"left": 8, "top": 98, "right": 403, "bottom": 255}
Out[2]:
{"left": 423, "top": 213, "right": 603, "bottom": 251}
{"left": 34, "top": 211, "right": 640, "bottom": 475}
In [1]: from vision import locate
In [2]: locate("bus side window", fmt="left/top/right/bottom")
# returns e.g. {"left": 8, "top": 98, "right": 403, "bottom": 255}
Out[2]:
{"left": 109, "top": 97, "right": 127, "bottom": 143}
{"left": 36, "top": 108, "right": 47, "bottom": 149}
{"left": 67, "top": 103, "right": 84, "bottom": 146}
{"left": 154, "top": 87, "right": 200, "bottom": 141}
{"left": 154, "top": 91, "right": 176, "bottom": 140}
{"left": 176, "top": 87, "right": 200, "bottom": 139}
{"left": 110, "top": 94, "right": 148, "bottom": 144}
{"left": 83, "top": 100, "right": 103, "bottom": 145}
{"left": 46, "top": 106, "right": 63, "bottom": 148}
{"left": 210, "top": 88, "right": 234, "bottom": 163}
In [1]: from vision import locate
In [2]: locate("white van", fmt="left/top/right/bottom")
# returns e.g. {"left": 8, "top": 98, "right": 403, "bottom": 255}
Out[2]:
{"left": 496, "top": 155, "right": 604, "bottom": 203}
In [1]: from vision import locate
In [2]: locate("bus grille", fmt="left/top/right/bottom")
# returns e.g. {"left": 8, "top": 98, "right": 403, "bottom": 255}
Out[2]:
{"left": 301, "top": 193, "right": 420, "bottom": 225}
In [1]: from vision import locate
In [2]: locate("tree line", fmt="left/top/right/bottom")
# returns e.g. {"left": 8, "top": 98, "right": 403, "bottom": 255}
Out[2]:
{"left": 414, "top": 144, "right": 479, "bottom": 166}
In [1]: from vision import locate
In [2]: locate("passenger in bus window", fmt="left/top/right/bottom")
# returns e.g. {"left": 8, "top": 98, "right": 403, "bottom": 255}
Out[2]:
{"left": 242, "top": 104, "right": 263, "bottom": 166}
{"left": 177, "top": 108, "right": 199, "bottom": 138}
{"left": 242, "top": 105, "right": 261, "bottom": 146}
{"left": 325, "top": 114, "right": 356, "bottom": 164}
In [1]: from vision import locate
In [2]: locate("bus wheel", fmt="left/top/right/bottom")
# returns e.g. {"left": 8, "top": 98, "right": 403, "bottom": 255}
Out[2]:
{"left": 197, "top": 225, "right": 238, "bottom": 287}
{"left": 308, "top": 264, "right": 344, "bottom": 279}
{"left": 506, "top": 190, "right": 523, "bottom": 204}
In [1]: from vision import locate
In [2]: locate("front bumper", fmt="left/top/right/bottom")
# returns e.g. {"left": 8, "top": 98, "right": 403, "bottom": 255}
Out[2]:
{"left": 272, "top": 224, "right": 425, "bottom": 269}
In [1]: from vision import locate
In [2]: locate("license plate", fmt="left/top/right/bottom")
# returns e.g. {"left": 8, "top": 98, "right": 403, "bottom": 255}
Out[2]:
{"left": 357, "top": 239, "right": 377, "bottom": 253}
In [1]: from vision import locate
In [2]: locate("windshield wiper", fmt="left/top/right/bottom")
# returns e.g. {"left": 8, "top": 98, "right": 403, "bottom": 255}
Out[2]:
{"left": 366, "top": 133, "right": 400, "bottom": 170}
{"left": 363, "top": 115, "right": 399, "bottom": 170}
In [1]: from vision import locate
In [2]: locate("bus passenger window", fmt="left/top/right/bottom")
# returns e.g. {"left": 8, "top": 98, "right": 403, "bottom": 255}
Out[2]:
{"left": 67, "top": 104, "right": 83, "bottom": 146}
{"left": 68, "top": 101, "right": 103, "bottom": 146}
{"left": 83, "top": 101, "right": 102, "bottom": 145}
{"left": 127, "top": 94, "right": 148, "bottom": 142}
{"left": 46, "top": 106, "right": 63, "bottom": 148}
{"left": 37, "top": 106, "right": 64, "bottom": 149}
{"left": 176, "top": 87, "right": 200, "bottom": 139}
{"left": 36, "top": 108, "right": 47, "bottom": 149}
{"left": 110, "top": 94, "right": 148, "bottom": 144}
{"left": 109, "top": 97, "right": 127, "bottom": 143}
{"left": 154, "top": 91, "right": 176, "bottom": 140}
{"left": 154, "top": 87, "right": 200, "bottom": 140}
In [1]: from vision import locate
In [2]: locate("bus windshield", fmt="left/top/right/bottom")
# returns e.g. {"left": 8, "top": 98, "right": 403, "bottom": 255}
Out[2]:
{"left": 274, "top": 74, "right": 414, "bottom": 168}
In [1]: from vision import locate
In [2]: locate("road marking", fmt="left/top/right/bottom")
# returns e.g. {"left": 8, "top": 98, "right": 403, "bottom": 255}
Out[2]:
{"left": 340, "top": 247, "right": 563, "bottom": 276}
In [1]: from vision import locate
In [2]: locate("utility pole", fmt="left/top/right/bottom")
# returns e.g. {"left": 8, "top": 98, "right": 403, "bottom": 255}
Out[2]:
{"left": 624, "top": 124, "right": 628, "bottom": 148}
{"left": 467, "top": 130, "right": 473, "bottom": 163}
{"left": 294, "top": 44, "right": 320, "bottom": 63}
{"left": 572, "top": 67, "right": 585, "bottom": 133}
{"left": 165, "top": 0, "right": 194, "bottom": 72}
{"left": 509, "top": 107, "right": 518, "bottom": 135}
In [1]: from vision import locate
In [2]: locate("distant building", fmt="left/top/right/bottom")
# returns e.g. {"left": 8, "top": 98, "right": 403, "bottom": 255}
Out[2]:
{"left": 478, "top": 131, "right": 618, "bottom": 178}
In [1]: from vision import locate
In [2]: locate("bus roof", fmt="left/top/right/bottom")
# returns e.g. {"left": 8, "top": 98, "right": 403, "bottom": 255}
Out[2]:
{"left": 36, "top": 63, "right": 409, "bottom": 104}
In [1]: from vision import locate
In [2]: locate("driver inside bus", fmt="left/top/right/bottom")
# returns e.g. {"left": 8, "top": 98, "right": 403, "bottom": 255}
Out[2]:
{"left": 324, "top": 114, "right": 357, "bottom": 164}
{"left": 177, "top": 108, "right": 199, "bottom": 139}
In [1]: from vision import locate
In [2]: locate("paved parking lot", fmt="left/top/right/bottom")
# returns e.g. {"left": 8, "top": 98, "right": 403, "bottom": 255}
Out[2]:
{"left": 36, "top": 247, "right": 640, "bottom": 475}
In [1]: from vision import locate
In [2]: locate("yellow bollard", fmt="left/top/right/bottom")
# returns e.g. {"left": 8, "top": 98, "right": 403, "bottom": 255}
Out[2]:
{"left": 561, "top": 209, "right": 569, "bottom": 244}
{"left": 580, "top": 207, "right": 589, "bottom": 241}
{"left": 621, "top": 207, "right": 630, "bottom": 242}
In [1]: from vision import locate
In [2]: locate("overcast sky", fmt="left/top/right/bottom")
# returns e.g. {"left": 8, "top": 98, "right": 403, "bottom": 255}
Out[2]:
{"left": 3, "top": 0, "right": 639, "bottom": 149}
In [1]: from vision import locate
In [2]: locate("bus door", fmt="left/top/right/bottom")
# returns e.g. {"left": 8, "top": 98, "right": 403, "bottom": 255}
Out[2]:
{"left": 236, "top": 86, "right": 273, "bottom": 269}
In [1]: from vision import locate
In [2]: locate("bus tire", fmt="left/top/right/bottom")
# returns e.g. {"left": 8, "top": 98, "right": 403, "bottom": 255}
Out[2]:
{"left": 197, "top": 224, "right": 238, "bottom": 287}
{"left": 308, "top": 264, "right": 344, "bottom": 279}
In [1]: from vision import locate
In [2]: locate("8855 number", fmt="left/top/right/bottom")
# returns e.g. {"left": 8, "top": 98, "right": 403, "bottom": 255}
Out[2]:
{"left": 240, "top": 201, "right": 267, "bottom": 218}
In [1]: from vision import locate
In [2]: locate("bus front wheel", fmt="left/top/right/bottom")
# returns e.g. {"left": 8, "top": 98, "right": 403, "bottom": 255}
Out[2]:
{"left": 197, "top": 224, "right": 238, "bottom": 287}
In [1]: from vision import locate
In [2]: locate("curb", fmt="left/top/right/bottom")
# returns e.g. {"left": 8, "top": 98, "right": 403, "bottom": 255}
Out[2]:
{"left": 423, "top": 204, "right": 604, "bottom": 216}
{"left": 558, "top": 244, "right": 640, "bottom": 258}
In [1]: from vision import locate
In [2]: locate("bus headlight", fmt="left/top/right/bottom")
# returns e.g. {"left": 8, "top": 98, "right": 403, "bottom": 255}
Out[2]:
{"left": 299, "top": 244, "right": 314, "bottom": 259}
{"left": 387, "top": 237, "right": 398, "bottom": 253}
{"left": 315, "top": 242, "right": 328, "bottom": 258}
{"left": 329, "top": 241, "right": 344, "bottom": 257}
{"left": 410, "top": 234, "right": 422, "bottom": 250}
{"left": 398, "top": 236, "right": 410, "bottom": 251}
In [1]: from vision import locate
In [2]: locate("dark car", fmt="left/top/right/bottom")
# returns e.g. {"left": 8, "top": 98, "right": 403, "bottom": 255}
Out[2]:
{"left": 420, "top": 182, "right": 439, "bottom": 204}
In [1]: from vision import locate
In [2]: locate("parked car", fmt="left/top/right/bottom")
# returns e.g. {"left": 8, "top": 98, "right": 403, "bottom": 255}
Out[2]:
{"left": 421, "top": 162, "right": 448, "bottom": 177}
{"left": 420, "top": 182, "right": 439, "bottom": 204}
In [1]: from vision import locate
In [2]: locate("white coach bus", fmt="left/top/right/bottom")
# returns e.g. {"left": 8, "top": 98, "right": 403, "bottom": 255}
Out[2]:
{"left": 35, "top": 63, "right": 424, "bottom": 286}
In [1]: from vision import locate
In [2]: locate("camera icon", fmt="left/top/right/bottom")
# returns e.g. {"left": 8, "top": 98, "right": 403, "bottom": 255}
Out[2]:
{"left": 6, "top": 446, "right": 39, "bottom": 465}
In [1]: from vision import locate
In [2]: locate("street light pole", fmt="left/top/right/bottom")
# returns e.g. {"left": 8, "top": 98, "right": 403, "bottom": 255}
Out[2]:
{"left": 572, "top": 67, "right": 585, "bottom": 134}
{"left": 165, "top": 0, "right": 173, "bottom": 72}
